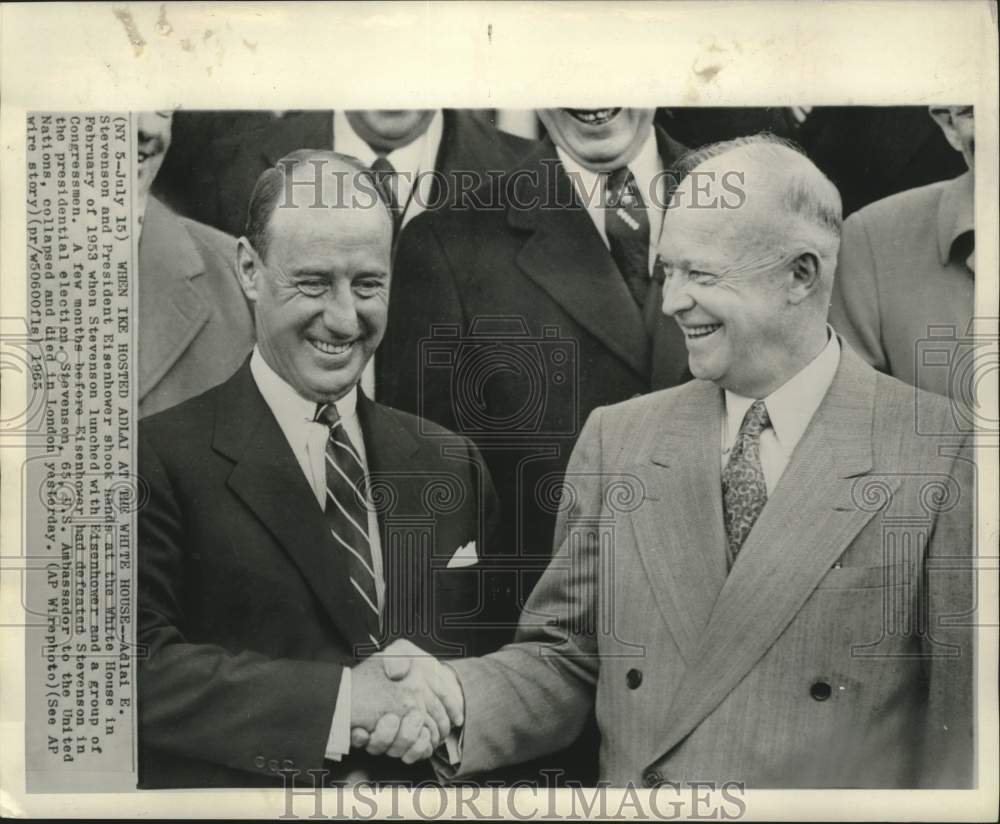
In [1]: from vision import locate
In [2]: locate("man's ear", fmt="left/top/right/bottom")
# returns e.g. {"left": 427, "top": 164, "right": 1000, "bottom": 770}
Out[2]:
{"left": 929, "top": 106, "right": 964, "bottom": 154}
{"left": 786, "top": 251, "right": 821, "bottom": 304}
{"left": 235, "top": 238, "right": 261, "bottom": 302}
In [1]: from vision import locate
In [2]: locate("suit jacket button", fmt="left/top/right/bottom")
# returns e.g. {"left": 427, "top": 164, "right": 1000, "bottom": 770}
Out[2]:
{"left": 643, "top": 768, "right": 663, "bottom": 788}
{"left": 282, "top": 758, "right": 295, "bottom": 770}
{"left": 810, "top": 681, "right": 832, "bottom": 701}
{"left": 626, "top": 668, "right": 643, "bottom": 689}
{"left": 253, "top": 755, "right": 266, "bottom": 769}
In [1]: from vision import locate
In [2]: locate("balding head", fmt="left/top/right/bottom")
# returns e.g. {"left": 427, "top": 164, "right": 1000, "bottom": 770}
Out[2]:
{"left": 244, "top": 149, "right": 393, "bottom": 263}
{"left": 673, "top": 135, "right": 842, "bottom": 277}
{"left": 658, "top": 134, "right": 843, "bottom": 397}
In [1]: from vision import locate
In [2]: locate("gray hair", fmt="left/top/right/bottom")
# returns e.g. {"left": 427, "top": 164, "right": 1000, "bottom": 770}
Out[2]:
{"left": 674, "top": 132, "right": 843, "bottom": 262}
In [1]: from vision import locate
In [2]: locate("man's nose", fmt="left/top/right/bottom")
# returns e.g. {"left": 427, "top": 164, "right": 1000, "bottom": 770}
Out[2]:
{"left": 661, "top": 274, "right": 694, "bottom": 317}
{"left": 321, "top": 285, "right": 360, "bottom": 334}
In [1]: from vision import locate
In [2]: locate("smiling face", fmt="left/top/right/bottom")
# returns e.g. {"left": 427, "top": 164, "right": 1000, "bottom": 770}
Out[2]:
{"left": 537, "top": 108, "right": 655, "bottom": 171}
{"left": 237, "top": 172, "right": 392, "bottom": 403}
{"left": 344, "top": 109, "right": 436, "bottom": 152}
{"left": 658, "top": 152, "right": 827, "bottom": 398}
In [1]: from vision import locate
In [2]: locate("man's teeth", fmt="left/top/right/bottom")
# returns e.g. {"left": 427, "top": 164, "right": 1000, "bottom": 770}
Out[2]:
{"left": 310, "top": 339, "right": 352, "bottom": 355}
{"left": 684, "top": 324, "right": 722, "bottom": 339}
{"left": 568, "top": 108, "right": 621, "bottom": 125}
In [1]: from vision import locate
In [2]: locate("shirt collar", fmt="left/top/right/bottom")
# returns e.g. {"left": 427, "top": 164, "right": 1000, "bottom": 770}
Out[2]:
{"left": 249, "top": 346, "right": 358, "bottom": 435}
{"left": 937, "top": 170, "right": 974, "bottom": 266}
{"left": 333, "top": 110, "right": 443, "bottom": 182}
{"left": 556, "top": 127, "right": 662, "bottom": 211}
{"left": 725, "top": 329, "right": 841, "bottom": 453}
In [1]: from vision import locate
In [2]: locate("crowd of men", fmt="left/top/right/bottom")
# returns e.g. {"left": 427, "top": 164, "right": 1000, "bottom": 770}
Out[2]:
{"left": 136, "top": 106, "right": 976, "bottom": 790}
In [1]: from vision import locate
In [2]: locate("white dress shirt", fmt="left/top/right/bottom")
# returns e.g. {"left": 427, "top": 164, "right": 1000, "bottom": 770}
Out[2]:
{"left": 722, "top": 330, "right": 841, "bottom": 494}
{"left": 249, "top": 347, "right": 383, "bottom": 761}
{"left": 557, "top": 129, "right": 665, "bottom": 273}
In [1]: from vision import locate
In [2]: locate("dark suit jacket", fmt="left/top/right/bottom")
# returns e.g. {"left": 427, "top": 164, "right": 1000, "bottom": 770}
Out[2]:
{"left": 138, "top": 196, "right": 254, "bottom": 418}
{"left": 153, "top": 109, "right": 534, "bottom": 237}
{"left": 451, "top": 346, "right": 974, "bottom": 788}
{"left": 380, "top": 128, "right": 690, "bottom": 620}
{"left": 138, "top": 362, "right": 498, "bottom": 788}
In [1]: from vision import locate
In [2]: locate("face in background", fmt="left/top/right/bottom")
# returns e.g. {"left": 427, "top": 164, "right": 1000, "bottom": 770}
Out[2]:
{"left": 237, "top": 168, "right": 392, "bottom": 403}
{"left": 136, "top": 111, "right": 173, "bottom": 218}
{"left": 537, "top": 108, "right": 655, "bottom": 172}
{"left": 929, "top": 105, "right": 975, "bottom": 171}
{"left": 658, "top": 151, "right": 827, "bottom": 398}
{"left": 344, "top": 109, "right": 436, "bottom": 152}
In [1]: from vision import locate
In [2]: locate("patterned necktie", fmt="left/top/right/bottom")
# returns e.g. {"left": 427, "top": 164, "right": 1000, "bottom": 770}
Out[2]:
{"left": 370, "top": 155, "right": 402, "bottom": 238}
{"left": 604, "top": 167, "right": 651, "bottom": 306}
{"left": 721, "top": 400, "right": 772, "bottom": 567}
{"left": 314, "top": 403, "right": 381, "bottom": 645}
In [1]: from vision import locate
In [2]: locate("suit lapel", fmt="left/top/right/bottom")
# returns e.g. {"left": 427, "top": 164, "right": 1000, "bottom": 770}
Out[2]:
{"left": 510, "top": 146, "right": 650, "bottom": 377}
{"left": 137, "top": 197, "right": 212, "bottom": 402}
{"left": 214, "top": 365, "right": 373, "bottom": 651}
{"left": 355, "top": 393, "right": 422, "bottom": 553}
{"left": 649, "top": 348, "right": 896, "bottom": 764}
{"left": 629, "top": 381, "right": 729, "bottom": 664}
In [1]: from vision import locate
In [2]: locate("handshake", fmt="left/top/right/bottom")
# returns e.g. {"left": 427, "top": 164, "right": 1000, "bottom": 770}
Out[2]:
{"left": 348, "top": 640, "right": 464, "bottom": 764}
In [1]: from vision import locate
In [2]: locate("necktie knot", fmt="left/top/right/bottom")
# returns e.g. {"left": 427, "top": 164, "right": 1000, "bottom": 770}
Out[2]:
{"left": 739, "top": 400, "right": 771, "bottom": 441}
{"left": 605, "top": 167, "right": 641, "bottom": 210}
{"left": 314, "top": 402, "right": 340, "bottom": 428}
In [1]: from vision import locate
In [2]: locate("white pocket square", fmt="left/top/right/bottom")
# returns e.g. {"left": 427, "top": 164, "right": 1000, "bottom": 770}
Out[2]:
{"left": 447, "top": 540, "right": 478, "bottom": 569}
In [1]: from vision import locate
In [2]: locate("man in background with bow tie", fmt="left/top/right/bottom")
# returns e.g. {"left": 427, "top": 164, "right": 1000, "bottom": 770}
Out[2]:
{"left": 829, "top": 105, "right": 977, "bottom": 398}
{"left": 363, "top": 134, "right": 975, "bottom": 789}
{"left": 138, "top": 151, "right": 497, "bottom": 788}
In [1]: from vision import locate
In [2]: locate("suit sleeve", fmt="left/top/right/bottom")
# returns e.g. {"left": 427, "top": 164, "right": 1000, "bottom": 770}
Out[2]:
{"left": 829, "top": 211, "right": 888, "bottom": 372}
{"left": 379, "top": 216, "right": 466, "bottom": 432}
{"left": 138, "top": 430, "right": 345, "bottom": 779}
{"left": 444, "top": 409, "right": 607, "bottom": 776}
{"left": 919, "top": 435, "right": 975, "bottom": 788}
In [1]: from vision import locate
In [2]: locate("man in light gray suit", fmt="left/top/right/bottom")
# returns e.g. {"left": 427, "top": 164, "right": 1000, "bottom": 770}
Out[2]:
{"left": 354, "top": 135, "right": 975, "bottom": 789}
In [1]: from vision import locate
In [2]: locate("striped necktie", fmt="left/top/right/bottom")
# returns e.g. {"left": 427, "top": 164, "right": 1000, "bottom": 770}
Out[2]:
{"left": 721, "top": 400, "right": 772, "bottom": 568}
{"left": 605, "top": 166, "right": 651, "bottom": 306}
{"left": 314, "top": 402, "right": 381, "bottom": 646}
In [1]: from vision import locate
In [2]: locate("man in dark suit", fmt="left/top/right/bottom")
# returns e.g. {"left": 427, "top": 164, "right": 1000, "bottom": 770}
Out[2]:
{"left": 138, "top": 151, "right": 496, "bottom": 788}
{"left": 136, "top": 111, "right": 254, "bottom": 417}
{"left": 379, "top": 108, "right": 690, "bottom": 633}
{"left": 153, "top": 109, "right": 533, "bottom": 240}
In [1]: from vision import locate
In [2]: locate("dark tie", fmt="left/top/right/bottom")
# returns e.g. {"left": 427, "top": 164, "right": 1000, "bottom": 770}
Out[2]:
{"left": 721, "top": 400, "right": 772, "bottom": 567}
{"left": 605, "top": 167, "right": 651, "bottom": 306}
{"left": 314, "top": 403, "right": 381, "bottom": 645}
{"left": 369, "top": 155, "right": 402, "bottom": 238}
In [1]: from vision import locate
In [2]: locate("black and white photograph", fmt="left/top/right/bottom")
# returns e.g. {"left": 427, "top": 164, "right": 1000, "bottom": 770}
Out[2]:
{"left": 1, "top": 1, "right": 996, "bottom": 820}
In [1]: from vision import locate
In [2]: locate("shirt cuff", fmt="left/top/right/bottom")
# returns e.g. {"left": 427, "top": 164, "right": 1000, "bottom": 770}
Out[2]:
{"left": 443, "top": 726, "right": 463, "bottom": 765}
{"left": 324, "top": 667, "right": 352, "bottom": 761}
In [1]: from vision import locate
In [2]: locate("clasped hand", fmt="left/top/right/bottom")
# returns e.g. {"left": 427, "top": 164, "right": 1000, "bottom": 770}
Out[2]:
{"left": 349, "top": 639, "right": 463, "bottom": 764}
